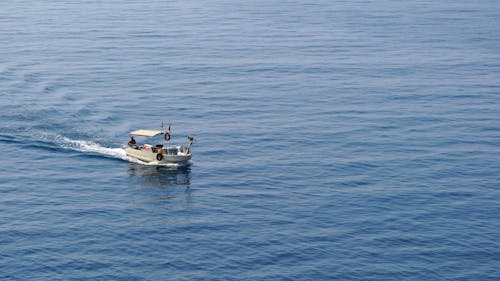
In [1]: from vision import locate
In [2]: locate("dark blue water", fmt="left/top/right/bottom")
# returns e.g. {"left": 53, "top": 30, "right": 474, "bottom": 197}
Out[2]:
{"left": 1, "top": 1, "right": 500, "bottom": 280}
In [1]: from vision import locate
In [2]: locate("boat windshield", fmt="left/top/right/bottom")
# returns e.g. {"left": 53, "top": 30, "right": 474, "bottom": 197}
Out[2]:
{"left": 166, "top": 147, "right": 178, "bottom": 155}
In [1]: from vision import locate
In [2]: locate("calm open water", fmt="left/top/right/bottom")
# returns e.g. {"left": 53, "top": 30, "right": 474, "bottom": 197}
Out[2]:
{"left": 1, "top": 1, "right": 500, "bottom": 280}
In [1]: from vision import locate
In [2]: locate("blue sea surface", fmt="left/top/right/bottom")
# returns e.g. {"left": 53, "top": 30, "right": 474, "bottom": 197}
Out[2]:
{"left": 1, "top": 1, "right": 500, "bottom": 280}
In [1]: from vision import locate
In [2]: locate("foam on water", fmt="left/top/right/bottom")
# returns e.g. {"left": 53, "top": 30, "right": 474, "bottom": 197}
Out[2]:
{"left": 58, "top": 136, "right": 127, "bottom": 159}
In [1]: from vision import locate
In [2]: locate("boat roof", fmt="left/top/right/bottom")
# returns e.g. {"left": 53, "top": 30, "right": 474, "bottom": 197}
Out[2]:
{"left": 130, "top": 129, "right": 163, "bottom": 137}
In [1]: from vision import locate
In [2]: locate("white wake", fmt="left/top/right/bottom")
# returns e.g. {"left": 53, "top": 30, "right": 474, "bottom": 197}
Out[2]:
{"left": 58, "top": 136, "right": 128, "bottom": 159}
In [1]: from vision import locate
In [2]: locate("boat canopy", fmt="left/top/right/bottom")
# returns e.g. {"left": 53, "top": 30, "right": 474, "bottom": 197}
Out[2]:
{"left": 130, "top": 129, "right": 163, "bottom": 137}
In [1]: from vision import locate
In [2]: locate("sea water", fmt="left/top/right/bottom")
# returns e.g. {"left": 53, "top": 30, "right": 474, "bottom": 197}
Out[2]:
{"left": 1, "top": 1, "right": 500, "bottom": 280}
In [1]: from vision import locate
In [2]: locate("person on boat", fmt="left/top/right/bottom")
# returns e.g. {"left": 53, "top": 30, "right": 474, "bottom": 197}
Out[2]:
{"left": 128, "top": 136, "right": 137, "bottom": 147}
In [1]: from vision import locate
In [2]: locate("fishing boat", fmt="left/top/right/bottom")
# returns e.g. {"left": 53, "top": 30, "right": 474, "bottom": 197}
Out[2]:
{"left": 125, "top": 127, "right": 193, "bottom": 164}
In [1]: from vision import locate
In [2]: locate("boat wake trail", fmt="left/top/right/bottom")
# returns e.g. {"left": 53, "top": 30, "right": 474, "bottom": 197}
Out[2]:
{"left": 57, "top": 136, "right": 129, "bottom": 160}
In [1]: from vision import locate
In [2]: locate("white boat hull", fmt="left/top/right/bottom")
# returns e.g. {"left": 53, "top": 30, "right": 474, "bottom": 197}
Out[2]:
{"left": 125, "top": 147, "right": 191, "bottom": 164}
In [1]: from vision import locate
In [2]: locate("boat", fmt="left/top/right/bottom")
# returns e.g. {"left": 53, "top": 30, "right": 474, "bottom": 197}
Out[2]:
{"left": 125, "top": 127, "right": 193, "bottom": 164}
